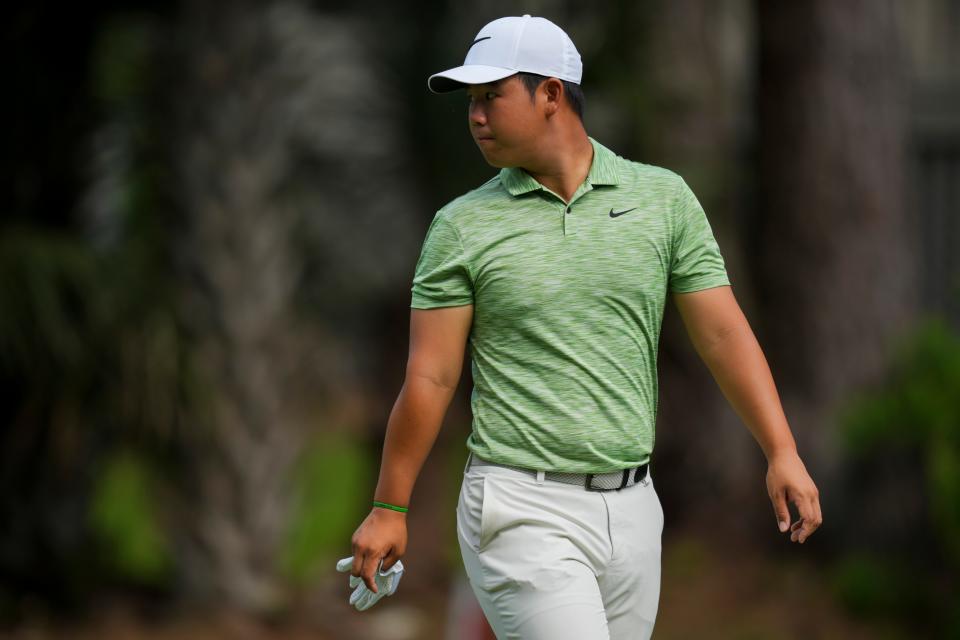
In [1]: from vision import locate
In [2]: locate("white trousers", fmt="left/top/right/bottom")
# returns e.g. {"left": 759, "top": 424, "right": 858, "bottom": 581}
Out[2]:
{"left": 456, "top": 453, "right": 664, "bottom": 639}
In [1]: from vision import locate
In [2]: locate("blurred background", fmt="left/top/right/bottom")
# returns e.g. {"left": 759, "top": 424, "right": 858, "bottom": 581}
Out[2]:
{"left": 2, "top": 0, "right": 959, "bottom": 638}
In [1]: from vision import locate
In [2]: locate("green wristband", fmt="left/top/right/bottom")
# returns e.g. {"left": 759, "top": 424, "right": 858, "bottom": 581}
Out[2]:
{"left": 373, "top": 500, "right": 408, "bottom": 513}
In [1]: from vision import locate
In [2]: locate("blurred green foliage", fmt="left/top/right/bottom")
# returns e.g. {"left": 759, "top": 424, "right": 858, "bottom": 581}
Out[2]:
{"left": 280, "top": 432, "right": 373, "bottom": 582}
{"left": 0, "top": 228, "right": 106, "bottom": 381}
{"left": 91, "top": 15, "right": 156, "bottom": 107}
{"left": 840, "top": 315, "right": 960, "bottom": 564}
{"left": 828, "top": 552, "right": 925, "bottom": 619}
{"left": 834, "top": 315, "right": 960, "bottom": 634}
{"left": 88, "top": 450, "right": 172, "bottom": 584}
{"left": 0, "top": 13, "right": 186, "bottom": 603}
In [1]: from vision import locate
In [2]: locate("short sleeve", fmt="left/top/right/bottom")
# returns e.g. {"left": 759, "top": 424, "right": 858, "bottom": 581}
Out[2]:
{"left": 668, "top": 178, "right": 731, "bottom": 293}
{"left": 410, "top": 214, "right": 474, "bottom": 308}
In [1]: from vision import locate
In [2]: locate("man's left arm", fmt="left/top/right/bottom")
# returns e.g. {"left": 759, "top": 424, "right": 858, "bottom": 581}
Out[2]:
{"left": 672, "top": 284, "right": 823, "bottom": 544}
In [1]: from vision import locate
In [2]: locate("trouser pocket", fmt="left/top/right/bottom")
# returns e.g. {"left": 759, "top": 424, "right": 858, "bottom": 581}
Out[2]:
{"left": 457, "top": 472, "right": 489, "bottom": 553}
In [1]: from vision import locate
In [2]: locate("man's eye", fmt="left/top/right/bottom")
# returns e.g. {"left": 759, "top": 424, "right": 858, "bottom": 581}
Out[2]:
{"left": 485, "top": 92, "right": 496, "bottom": 100}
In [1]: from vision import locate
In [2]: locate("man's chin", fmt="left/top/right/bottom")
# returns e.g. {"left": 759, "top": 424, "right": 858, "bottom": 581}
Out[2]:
{"left": 479, "top": 153, "right": 509, "bottom": 168}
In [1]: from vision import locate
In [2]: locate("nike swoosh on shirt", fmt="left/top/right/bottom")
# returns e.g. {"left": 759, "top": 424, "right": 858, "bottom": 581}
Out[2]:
{"left": 609, "top": 207, "right": 637, "bottom": 218}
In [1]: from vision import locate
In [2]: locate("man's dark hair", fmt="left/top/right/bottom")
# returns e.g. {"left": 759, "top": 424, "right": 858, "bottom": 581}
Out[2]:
{"left": 516, "top": 72, "right": 585, "bottom": 121}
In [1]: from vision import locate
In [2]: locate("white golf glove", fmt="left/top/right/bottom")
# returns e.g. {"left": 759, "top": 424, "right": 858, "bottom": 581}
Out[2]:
{"left": 335, "top": 555, "right": 404, "bottom": 611}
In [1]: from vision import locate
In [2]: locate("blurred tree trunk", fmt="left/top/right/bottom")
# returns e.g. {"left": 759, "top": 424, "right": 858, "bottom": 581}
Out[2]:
{"left": 752, "top": 0, "right": 915, "bottom": 494}
{"left": 163, "top": 0, "right": 423, "bottom": 612}
{"left": 167, "top": 1, "right": 306, "bottom": 611}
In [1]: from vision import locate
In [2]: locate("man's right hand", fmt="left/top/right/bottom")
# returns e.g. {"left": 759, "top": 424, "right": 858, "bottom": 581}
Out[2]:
{"left": 349, "top": 507, "right": 408, "bottom": 592}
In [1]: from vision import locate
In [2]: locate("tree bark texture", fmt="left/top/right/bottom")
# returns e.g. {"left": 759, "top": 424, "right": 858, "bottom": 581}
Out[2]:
{"left": 753, "top": 0, "right": 916, "bottom": 481}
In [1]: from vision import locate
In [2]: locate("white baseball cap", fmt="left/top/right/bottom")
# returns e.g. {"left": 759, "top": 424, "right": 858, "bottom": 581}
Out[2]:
{"left": 427, "top": 14, "right": 582, "bottom": 94}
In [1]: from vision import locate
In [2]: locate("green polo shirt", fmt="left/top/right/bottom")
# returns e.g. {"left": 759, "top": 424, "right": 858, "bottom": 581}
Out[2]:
{"left": 411, "top": 135, "right": 730, "bottom": 473}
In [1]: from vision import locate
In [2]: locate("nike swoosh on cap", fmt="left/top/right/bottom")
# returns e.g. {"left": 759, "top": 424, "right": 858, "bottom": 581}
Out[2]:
{"left": 466, "top": 36, "right": 491, "bottom": 53}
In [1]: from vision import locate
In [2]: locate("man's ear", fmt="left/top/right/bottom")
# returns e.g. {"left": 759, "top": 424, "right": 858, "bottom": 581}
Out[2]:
{"left": 541, "top": 77, "right": 564, "bottom": 116}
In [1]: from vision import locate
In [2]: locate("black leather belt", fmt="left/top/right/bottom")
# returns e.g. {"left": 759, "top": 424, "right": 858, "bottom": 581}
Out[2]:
{"left": 467, "top": 452, "right": 649, "bottom": 492}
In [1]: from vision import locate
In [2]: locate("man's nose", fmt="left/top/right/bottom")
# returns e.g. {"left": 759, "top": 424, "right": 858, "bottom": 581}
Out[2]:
{"left": 468, "top": 102, "right": 486, "bottom": 126}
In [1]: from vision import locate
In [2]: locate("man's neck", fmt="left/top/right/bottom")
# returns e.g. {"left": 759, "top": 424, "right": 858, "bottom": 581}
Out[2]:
{"left": 523, "top": 127, "right": 593, "bottom": 204}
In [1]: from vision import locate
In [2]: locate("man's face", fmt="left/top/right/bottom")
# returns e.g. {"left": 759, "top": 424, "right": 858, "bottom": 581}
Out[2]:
{"left": 466, "top": 75, "right": 543, "bottom": 167}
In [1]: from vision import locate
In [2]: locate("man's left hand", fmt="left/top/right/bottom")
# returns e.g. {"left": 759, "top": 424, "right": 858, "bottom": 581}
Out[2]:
{"left": 766, "top": 450, "right": 822, "bottom": 543}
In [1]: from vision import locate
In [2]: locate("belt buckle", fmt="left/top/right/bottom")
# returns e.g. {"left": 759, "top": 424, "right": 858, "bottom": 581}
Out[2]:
{"left": 584, "top": 473, "right": 602, "bottom": 492}
{"left": 585, "top": 467, "right": 645, "bottom": 492}
{"left": 584, "top": 471, "right": 624, "bottom": 492}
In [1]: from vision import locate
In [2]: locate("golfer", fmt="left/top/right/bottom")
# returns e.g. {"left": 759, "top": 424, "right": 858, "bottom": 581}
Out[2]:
{"left": 344, "top": 14, "right": 822, "bottom": 639}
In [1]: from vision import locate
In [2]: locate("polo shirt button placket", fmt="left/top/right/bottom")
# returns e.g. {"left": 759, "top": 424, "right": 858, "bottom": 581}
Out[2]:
{"left": 563, "top": 204, "right": 572, "bottom": 236}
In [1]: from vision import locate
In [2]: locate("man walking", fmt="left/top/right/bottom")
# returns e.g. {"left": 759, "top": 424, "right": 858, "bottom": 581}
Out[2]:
{"left": 339, "top": 14, "right": 822, "bottom": 639}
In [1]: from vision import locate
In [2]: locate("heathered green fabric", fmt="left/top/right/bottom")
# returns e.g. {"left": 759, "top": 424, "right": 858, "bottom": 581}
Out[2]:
{"left": 411, "top": 136, "right": 730, "bottom": 473}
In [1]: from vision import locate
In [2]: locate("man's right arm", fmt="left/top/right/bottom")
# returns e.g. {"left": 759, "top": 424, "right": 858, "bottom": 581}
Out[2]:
{"left": 348, "top": 303, "right": 474, "bottom": 592}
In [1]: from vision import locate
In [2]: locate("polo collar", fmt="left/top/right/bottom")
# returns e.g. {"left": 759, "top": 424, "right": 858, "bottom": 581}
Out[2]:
{"left": 499, "top": 135, "right": 621, "bottom": 197}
